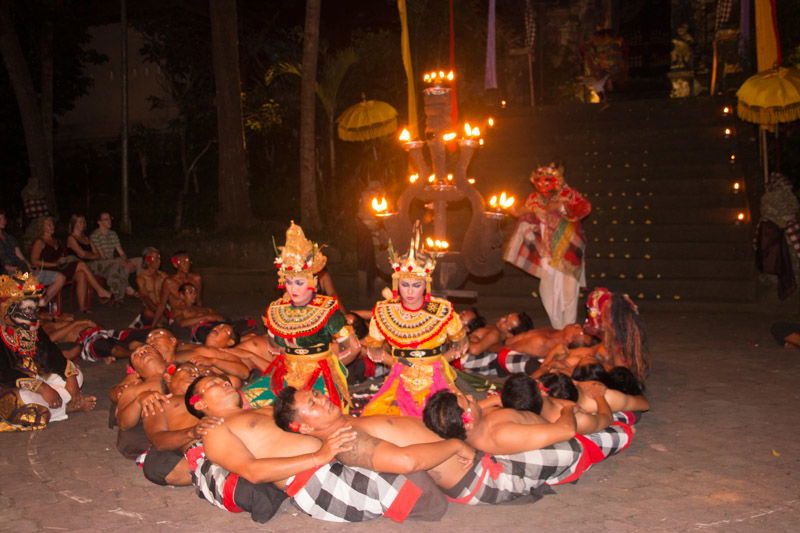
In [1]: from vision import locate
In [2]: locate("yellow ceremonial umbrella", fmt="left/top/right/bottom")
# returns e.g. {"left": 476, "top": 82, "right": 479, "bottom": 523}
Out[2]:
{"left": 736, "top": 66, "right": 800, "bottom": 182}
{"left": 336, "top": 98, "right": 398, "bottom": 142}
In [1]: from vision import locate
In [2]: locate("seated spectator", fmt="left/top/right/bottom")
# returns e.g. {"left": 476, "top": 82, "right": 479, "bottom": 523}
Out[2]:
{"left": 89, "top": 211, "right": 139, "bottom": 275}
{"left": 67, "top": 214, "right": 133, "bottom": 301}
{"left": 30, "top": 216, "right": 112, "bottom": 312}
{"left": 0, "top": 210, "right": 65, "bottom": 306}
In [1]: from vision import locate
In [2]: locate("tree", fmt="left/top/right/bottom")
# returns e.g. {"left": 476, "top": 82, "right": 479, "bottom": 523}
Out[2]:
{"left": 0, "top": 0, "right": 54, "bottom": 215}
{"left": 299, "top": 0, "right": 322, "bottom": 231}
{"left": 208, "top": 0, "right": 254, "bottom": 229}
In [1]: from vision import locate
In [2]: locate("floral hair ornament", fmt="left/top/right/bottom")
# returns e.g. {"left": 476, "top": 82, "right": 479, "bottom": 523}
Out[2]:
{"left": 145, "top": 255, "right": 155, "bottom": 264}
{"left": 537, "top": 383, "right": 550, "bottom": 393}
{"left": 171, "top": 257, "right": 180, "bottom": 267}
{"left": 166, "top": 364, "right": 177, "bottom": 375}
{"left": 288, "top": 421, "right": 302, "bottom": 432}
{"left": 461, "top": 408, "right": 474, "bottom": 426}
{"left": 126, "top": 365, "right": 136, "bottom": 375}
{"left": 188, "top": 394, "right": 201, "bottom": 406}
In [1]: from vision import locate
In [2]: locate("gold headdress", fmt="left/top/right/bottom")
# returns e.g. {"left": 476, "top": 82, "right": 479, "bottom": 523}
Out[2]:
{"left": 530, "top": 162, "right": 565, "bottom": 186}
{"left": 388, "top": 221, "right": 437, "bottom": 293}
{"left": 0, "top": 273, "right": 44, "bottom": 316}
{"left": 273, "top": 221, "right": 327, "bottom": 288}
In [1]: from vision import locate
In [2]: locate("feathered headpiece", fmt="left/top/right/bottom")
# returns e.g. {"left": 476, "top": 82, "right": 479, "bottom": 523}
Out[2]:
{"left": 388, "top": 221, "right": 437, "bottom": 293}
{"left": 273, "top": 221, "right": 327, "bottom": 288}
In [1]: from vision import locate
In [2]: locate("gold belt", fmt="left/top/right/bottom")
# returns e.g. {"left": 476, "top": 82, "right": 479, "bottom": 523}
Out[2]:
{"left": 283, "top": 350, "right": 331, "bottom": 390}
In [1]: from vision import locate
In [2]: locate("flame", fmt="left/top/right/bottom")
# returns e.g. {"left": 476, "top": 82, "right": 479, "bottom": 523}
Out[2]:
{"left": 409, "top": 173, "right": 419, "bottom": 183}
{"left": 479, "top": 139, "right": 484, "bottom": 146}
{"left": 489, "top": 195, "right": 498, "bottom": 208}
{"left": 733, "top": 182, "right": 740, "bottom": 191}
{"left": 423, "top": 73, "right": 430, "bottom": 83}
{"left": 464, "top": 123, "right": 472, "bottom": 137}
{"left": 723, "top": 106, "right": 730, "bottom": 114}
{"left": 504, "top": 196, "right": 515, "bottom": 208}
{"left": 439, "top": 70, "right": 445, "bottom": 79}
{"left": 730, "top": 154, "right": 736, "bottom": 161}
{"left": 467, "top": 178, "right": 476, "bottom": 184}
{"left": 399, "top": 129, "right": 410, "bottom": 142}
{"left": 447, "top": 173, "right": 453, "bottom": 181}
{"left": 371, "top": 197, "right": 387, "bottom": 213}
{"left": 724, "top": 128, "right": 731, "bottom": 135}
{"left": 428, "top": 174, "right": 436, "bottom": 183}
{"left": 500, "top": 100, "right": 507, "bottom": 108}
{"left": 446, "top": 71, "right": 454, "bottom": 81}
{"left": 443, "top": 132, "right": 457, "bottom": 141}
{"left": 472, "top": 126, "right": 481, "bottom": 137}
{"left": 737, "top": 212, "right": 745, "bottom": 221}
{"left": 488, "top": 117, "right": 495, "bottom": 127}
{"left": 426, "top": 237, "right": 434, "bottom": 247}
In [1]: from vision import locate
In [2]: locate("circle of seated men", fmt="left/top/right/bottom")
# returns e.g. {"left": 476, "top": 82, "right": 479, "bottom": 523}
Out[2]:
{"left": 0, "top": 221, "right": 650, "bottom": 524}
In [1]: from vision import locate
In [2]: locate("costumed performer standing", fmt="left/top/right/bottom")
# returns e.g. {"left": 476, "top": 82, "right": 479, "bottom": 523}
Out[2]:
{"left": 504, "top": 163, "right": 592, "bottom": 329}
{"left": 0, "top": 273, "right": 96, "bottom": 431}
{"left": 361, "top": 222, "right": 467, "bottom": 418}
{"left": 243, "top": 222, "right": 358, "bottom": 411}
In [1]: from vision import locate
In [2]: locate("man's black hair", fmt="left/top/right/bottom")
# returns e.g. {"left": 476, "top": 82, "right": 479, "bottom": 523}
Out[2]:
{"left": 501, "top": 373, "right": 543, "bottom": 414}
{"left": 571, "top": 363, "right": 612, "bottom": 387}
{"left": 538, "top": 372, "right": 578, "bottom": 402}
{"left": 509, "top": 312, "right": 534, "bottom": 336}
{"left": 273, "top": 386, "right": 299, "bottom": 431}
{"left": 349, "top": 314, "right": 369, "bottom": 339}
{"left": 606, "top": 366, "right": 644, "bottom": 396}
{"left": 422, "top": 390, "right": 467, "bottom": 440}
{"left": 464, "top": 307, "right": 487, "bottom": 335}
{"left": 184, "top": 376, "right": 207, "bottom": 419}
{"left": 194, "top": 321, "right": 239, "bottom": 346}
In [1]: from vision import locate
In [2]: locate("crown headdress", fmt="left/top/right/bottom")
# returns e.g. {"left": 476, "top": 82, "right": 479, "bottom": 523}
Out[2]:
{"left": 0, "top": 273, "right": 44, "bottom": 303}
{"left": 273, "top": 221, "right": 327, "bottom": 288}
{"left": 388, "top": 221, "right": 437, "bottom": 293}
{"left": 531, "top": 163, "right": 565, "bottom": 185}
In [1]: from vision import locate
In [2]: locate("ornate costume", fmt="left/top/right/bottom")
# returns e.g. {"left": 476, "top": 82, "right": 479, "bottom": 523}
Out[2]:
{"left": 243, "top": 223, "right": 353, "bottom": 410}
{"left": 362, "top": 223, "right": 466, "bottom": 417}
{"left": 504, "top": 164, "right": 591, "bottom": 329}
{"left": 0, "top": 274, "right": 79, "bottom": 431}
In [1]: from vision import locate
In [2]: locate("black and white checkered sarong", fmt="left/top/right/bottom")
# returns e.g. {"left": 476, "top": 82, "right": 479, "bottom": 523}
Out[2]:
{"left": 444, "top": 439, "right": 582, "bottom": 505}
{"left": 287, "top": 461, "right": 422, "bottom": 522}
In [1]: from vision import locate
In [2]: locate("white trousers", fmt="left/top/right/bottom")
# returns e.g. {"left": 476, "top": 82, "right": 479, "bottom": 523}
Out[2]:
{"left": 538, "top": 259, "right": 582, "bottom": 330}
{"left": 18, "top": 369, "right": 83, "bottom": 423}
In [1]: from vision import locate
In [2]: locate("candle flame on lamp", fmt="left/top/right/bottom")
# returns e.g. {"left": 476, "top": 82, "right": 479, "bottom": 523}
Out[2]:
{"left": 733, "top": 182, "right": 740, "bottom": 191}
{"left": 399, "top": 129, "right": 411, "bottom": 142}
{"left": 464, "top": 123, "right": 472, "bottom": 137}
{"left": 722, "top": 106, "right": 731, "bottom": 115}
{"left": 371, "top": 197, "right": 388, "bottom": 213}
{"left": 428, "top": 174, "right": 436, "bottom": 183}
{"left": 737, "top": 212, "right": 745, "bottom": 221}
{"left": 730, "top": 154, "right": 736, "bottom": 162}
{"left": 409, "top": 173, "right": 419, "bottom": 183}
{"left": 443, "top": 132, "right": 457, "bottom": 141}
{"left": 447, "top": 173, "right": 453, "bottom": 182}
{"left": 724, "top": 128, "right": 731, "bottom": 136}
{"left": 468, "top": 178, "right": 476, "bottom": 184}
{"left": 479, "top": 139, "right": 485, "bottom": 146}
{"left": 488, "top": 117, "right": 495, "bottom": 127}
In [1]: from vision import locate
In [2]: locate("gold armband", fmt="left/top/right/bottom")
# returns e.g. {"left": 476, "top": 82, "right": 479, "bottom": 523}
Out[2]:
{"left": 64, "top": 360, "right": 79, "bottom": 378}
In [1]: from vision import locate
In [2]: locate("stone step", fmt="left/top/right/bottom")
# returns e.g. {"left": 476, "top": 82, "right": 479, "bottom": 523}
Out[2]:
{"left": 583, "top": 223, "right": 750, "bottom": 243}
{"left": 582, "top": 240, "right": 752, "bottom": 260}
{"left": 587, "top": 206, "right": 745, "bottom": 225}
{"left": 581, "top": 192, "right": 745, "bottom": 208}
{"left": 584, "top": 258, "right": 754, "bottom": 280}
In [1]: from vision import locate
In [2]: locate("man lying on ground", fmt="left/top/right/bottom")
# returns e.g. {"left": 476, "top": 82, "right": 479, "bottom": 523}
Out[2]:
{"left": 184, "top": 375, "right": 448, "bottom": 523}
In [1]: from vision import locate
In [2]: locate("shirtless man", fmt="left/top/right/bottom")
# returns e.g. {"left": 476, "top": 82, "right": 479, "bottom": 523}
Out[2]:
{"left": 500, "top": 372, "right": 613, "bottom": 435}
{"left": 171, "top": 283, "right": 224, "bottom": 328}
{"left": 532, "top": 343, "right": 609, "bottom": 379}
{"left": 151, "top": 251, "right": 203, "bottom": 327}
{"left": 115, "top": 344, "right": 170, "bottom": 431}
{"left": 136, "top": 247, "right": 167, "bottom": 326}
{"left": 187, "top": 322, "right": 275, "bottom": 373}
{"left": 275, "top": 387, "right": 625, "bottom": 507}
{"left": 141, "top": 362, "right": 223, "bottom": 486}
{"left": 149, "top": 327, "right": 250, "bottom": 385}
{"left": 456, "top": 311, "right": 542, "bottom": 376}
{"left": 185, "top": 376, "right": 448, "bottom": 523}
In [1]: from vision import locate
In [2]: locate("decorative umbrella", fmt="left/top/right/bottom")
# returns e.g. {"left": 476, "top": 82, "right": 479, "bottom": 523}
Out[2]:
{"left": 336, "top": 98, "right": 398, "bottom": 141}
{"left": 736, "top": 66, "right": 800, "bottom": 182}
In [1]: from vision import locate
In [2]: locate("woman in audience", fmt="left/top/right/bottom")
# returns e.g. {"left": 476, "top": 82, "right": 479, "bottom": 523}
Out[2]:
{"left": 66, "top": 214, "right": 133, "bottom": 302}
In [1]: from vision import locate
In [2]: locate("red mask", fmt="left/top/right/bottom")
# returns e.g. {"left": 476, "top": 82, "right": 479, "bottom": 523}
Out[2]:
{"left": 584, "top": 287, "right": 612, "bottom": 335}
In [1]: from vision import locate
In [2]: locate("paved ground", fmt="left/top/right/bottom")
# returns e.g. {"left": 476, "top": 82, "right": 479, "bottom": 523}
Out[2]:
{"left": 2, "top": 281, "right": 799, "bottom": 532}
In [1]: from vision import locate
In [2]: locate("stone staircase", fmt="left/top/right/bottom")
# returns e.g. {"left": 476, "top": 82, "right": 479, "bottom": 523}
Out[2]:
{"left": 466, "top": 97, "right": 759, "bottom": 303}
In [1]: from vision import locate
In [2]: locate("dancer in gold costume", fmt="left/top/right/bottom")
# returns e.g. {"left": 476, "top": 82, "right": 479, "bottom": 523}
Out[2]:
{"left": 361, "top": 223, "right": 467, "bottom": 417}
{"left": 243, "top": 222, "right": 358, "bottom": 410}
